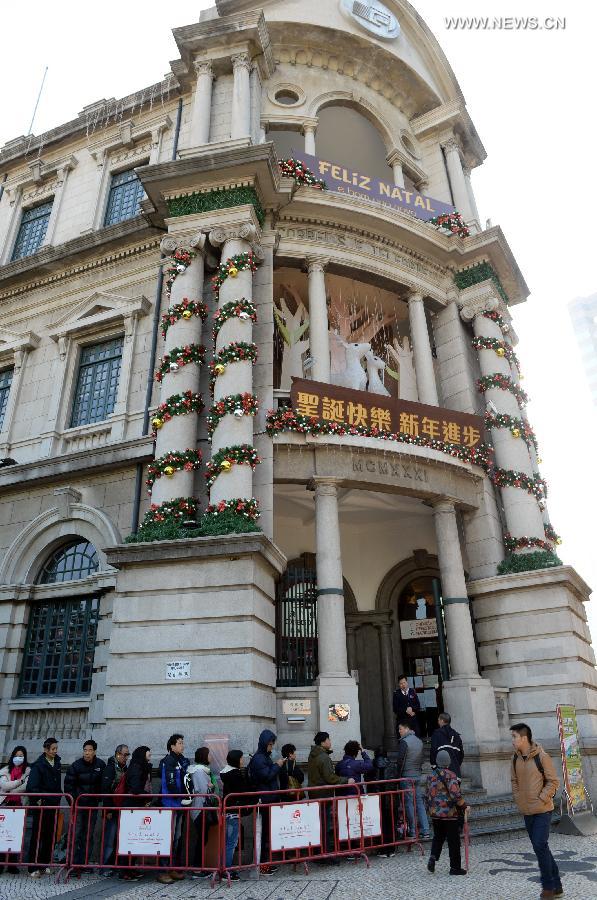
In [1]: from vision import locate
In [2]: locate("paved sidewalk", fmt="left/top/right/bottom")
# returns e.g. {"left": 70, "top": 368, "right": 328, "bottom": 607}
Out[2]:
{"left": 2, "top": 831, "right": 597, "bottom": 900}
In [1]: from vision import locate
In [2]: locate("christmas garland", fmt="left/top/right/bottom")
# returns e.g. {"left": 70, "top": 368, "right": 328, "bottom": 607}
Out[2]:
{"left": 146, "top": 449, "right": 202, "bottom": 492}
{"left": 204, "top": 498, "right": 260, "bottom": 522}
{"left": 497, "top": 550, "right": 562, "bottom": 575}
{"left": 279, "top": 158, "right": 327, "bottom": 189}
{"left": 491, "top": 468, "right": 547, "bottom": 500}
{"left": 477, "top": 373, "right": 528, "bottom": 406}
{"left": 205, "top": 444, "right": 261, "bottom": 487}
{"left": 454, "top": 261, "right": 508, "bottom": 304}
{"left": 155, "top": 344, "right": 206, "bottom": 382}
{"left": 212, "top": 252, "right": 257, "bottom": 297}
{"left": 428, "top": 212, "right": 469, "bottom": 238}
{"left": 161, "top": 298, "right": 208, "bottom": 339}
{"left": 266, "top": 408, "right": 493, "bottom": 469}
{"left": 167, "top": 186, "right": 265, "bottom": 228}
{"left": 151, "top": 391, "right": 204, "bottom": 437}
{"left": 503, "top": 532, "right": 554, "bottom": 554}
{"left": 472, "top": 336, "right": 519, "bottom": 368}
{"left": 483, "top": 310, "right": 510, "bottom": 334}
{"left": 140, "top": 497, "right": 200, "bottom": 528}
{"left": 484, "top": 412, "right": 538, "bottom": 451}
{"left": 210, "top": 342, "right": 258, "bottom": 393}
{"left": 165, "top": 248, "right": 196, "bottom": 298}
{"left": 544, "top": 523, "right": 563, "bottom": 545}
{"left": 212, "top": 298, "right": 257, "bottom": 343}
{"left": 207, "top": 393, "right": 259, "bottom": 437}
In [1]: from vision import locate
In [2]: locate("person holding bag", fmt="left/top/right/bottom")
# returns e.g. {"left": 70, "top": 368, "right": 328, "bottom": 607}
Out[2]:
{"left": 424, "top": 748, "right": 468, "bottom": 876}
{"left": 278, "top": 744, "right": 305, "bottom": 798}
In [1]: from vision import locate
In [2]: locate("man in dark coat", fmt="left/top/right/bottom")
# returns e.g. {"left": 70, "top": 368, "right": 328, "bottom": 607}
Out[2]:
{"left": 157, "top": 734, "right": 189, "bottom": 883}
{"left": 100, "top": 744, "right": 130, "bottom": 868}
{"left": 430, "top": 713, "right": 464, "bottom": 778}
{"left": 248, "top": 729, "right": 285, "bottom": 875}
{"left": 392, "top": 674, "right": 421, "bottom": 736}
{"left": 27, "top": 737, "right": 62, "bottom": 875}
{"left": 64, "top": 739, "right": 106, "bottom": 866}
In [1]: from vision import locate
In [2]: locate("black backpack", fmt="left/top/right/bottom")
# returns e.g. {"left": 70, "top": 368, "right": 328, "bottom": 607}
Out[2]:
{"left": 512, "top": 752, "right": 545, "bottom": 782}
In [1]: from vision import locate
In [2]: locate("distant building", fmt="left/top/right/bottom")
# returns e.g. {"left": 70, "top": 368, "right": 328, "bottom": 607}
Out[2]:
{"left": 569, "top": 294, "right": 597, "bottom": 406}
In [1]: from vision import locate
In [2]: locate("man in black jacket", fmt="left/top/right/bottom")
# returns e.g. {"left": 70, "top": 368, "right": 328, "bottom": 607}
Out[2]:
{"left": 100, "top": 744, "right": 130, "bottom": 869}
{"left": 392, "top": 675, "right": 421, "bottom": 737}
{"left": 27, "top": 737, "right": 62, "bottom": 876}
{"left": 64, "top": 739, "right": 106, "bottom": 866}
{"left": 430, "top": 712, "right": 464, "bottom": 778}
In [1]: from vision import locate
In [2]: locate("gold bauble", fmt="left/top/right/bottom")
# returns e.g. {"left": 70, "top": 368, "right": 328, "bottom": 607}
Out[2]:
{"left": 228, "top": 266, "right": 238, "bottom": 278}
{"left": 496, "top": 347, "right": 505, "bottom": 357}
{"left": 220, "top": 459, "right": 232, "bottom": 471}
{"left": 164, "top": 465, "right": 175, "bottom": 477}
{"left": 519, "top": 374, "right": 525, "bottom": 380}
{"left": 537, "top": 457, "right": 543, "bottom": 464}
{"left": 556, "top": 537, "right": 562, "bottom": 545}
{"left": 214, "top": 363, "right": 226, "bottom": 376}
{"left": 181, "top": 309, "right": 192, "bottom": 320}
{"left": 152, "top": 417, "right": 164, "bottom": 430}
{"left": 512, "top": 428, "right": 520, "bottom": 438}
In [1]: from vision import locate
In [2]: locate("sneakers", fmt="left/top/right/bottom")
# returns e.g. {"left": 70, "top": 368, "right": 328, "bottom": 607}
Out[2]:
{"left": 156, "top": 873, "right": 174, "bottom": 884}
{"left": 421, "top": 832, "right": 431, "bottom": 839}
{"left": 427, "top": 856, "right": 436, "bottom": 873}
{"left": 450, "top": 868, "right": 467, "bottom": 875}
{"left": 227, "top": 871, "right": 241, "bottom": 881}
{"left": 29, "top": 870, "right": 43, "bottom": 878}
{"left": 378, "top": 849, "right": 396, "bottom": 858}
{"left": 191, "top": 871, "right": 213, "bottom": 879}
{"left": 554, "top": 887, "right": 564, "bottom": 897}
{"left": 259, "top": 864, "right": 279, "bottom": 875}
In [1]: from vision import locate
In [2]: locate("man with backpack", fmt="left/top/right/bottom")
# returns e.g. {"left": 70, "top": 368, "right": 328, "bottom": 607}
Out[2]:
{"left": 100, "top": 744, "right": 130, "bottom": 872}
{"left": 510, "top": 723, "right": 561, "bottom": 899}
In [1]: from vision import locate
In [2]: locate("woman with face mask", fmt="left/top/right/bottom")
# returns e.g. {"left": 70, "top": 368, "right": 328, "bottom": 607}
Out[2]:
{"left": 0, "top": 745, "right": 30, "bottom": 873}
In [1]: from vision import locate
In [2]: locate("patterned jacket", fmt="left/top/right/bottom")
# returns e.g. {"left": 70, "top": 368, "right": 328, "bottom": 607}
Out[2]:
{"left": 424, "top": 767, "right": 466, "bottom": 819}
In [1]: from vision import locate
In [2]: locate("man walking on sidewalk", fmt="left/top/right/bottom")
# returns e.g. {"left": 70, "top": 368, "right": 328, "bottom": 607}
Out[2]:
{"left": 510, "top": 723, "right": 562, "bottom": 899}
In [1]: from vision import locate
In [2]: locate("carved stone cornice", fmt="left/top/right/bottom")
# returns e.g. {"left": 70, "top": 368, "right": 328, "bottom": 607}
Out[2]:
{"left": 456, "top": 282, "right": 507, "bottom": 322}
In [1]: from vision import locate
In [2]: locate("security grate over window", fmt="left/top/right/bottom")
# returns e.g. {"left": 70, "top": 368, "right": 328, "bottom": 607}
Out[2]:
{"left": 70, "top": 337, "right": 123, "bottom": 427}
{"left": 104, "top": 168, "right": 145, "bottom": 226}
{"left": 11, "top": 200, "right": 53, "bottom": 260}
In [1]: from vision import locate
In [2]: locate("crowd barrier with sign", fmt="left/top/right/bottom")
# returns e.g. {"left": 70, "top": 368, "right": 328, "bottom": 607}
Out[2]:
{"left": 0, "top": 781, "right": 423, "bottom": 882}
{"left": 0, "top": 793, "right": 74, "bottom": 876}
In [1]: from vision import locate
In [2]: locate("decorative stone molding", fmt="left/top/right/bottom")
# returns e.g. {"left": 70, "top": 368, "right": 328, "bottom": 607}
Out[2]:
{"left": 231, "top": 52, "right": 252, "bottom": 73}
{"left": 160, "top": 232, "right": 206, "bottom": 256}
{"left": 209, "top": 222, "right": 264, "bottom": 262}
{"left": 0, "top": 328, "right": 41, "bottom": 364}
{"left": 193, "top": 59, "right": 214, "bottom": 78}
{"left": 457, "top": 282, "right": 505, "bottom": 322}
{"left": 48, "top": 291, "right": 151, "bottom": 357}
{"left": 386, "top": 147, "right": 427, "bottom": 184}
{"left": 305, "top": 254, "right": 330, "bottom": 274}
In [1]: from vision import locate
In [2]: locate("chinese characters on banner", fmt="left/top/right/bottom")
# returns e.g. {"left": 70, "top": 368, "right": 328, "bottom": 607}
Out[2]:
{"left": 270, "top": 802, "right": 322, "bottom": 851}
{"left": 117, "top": 809, "right": 173, "bottom": 856}
{"left": 291, "top": 379, "right": 485, "bottom": 451}
{"left": 0, "top": 808, "right": 26, "bottom": 853}
{"left": 337, "top": 795, "right": 382, "bottom": 840}
{"left": 556, "top": 704, "right": 590, "bottom": 814}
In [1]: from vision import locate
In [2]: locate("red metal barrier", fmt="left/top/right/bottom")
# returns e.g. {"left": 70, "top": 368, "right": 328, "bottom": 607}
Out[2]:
{"left": 0, "top": 793, "right": 74, "bottom": 877}
{"left": 67, "top": 794, "right": 221, "bottom": 883}
{"left": 219, "top": 779, "right": 422, "bottom": 882}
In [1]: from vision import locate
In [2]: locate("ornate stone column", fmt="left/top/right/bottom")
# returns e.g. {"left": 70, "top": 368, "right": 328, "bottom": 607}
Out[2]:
{"left": 42, "top": 156, "right": 78, "bottom": 247}
{"left": 208, "top": 220, "right": 263, "bottom": 511}
{"left": 458, "top": 283, "right": 547, "bottom": 551}
{"left": 231, "top": 53, "right": 252, "bottom": 141}
{"left": 310, "top": 477, "right": 361, "bottom": 741}
{"left": 378, "top": 621, "right": 399, "bottom": 750}
{"left": 408, "top": 291, "right": 439, "bottom": 405}
{"left": 386, "top": 149, "right": 406, "bottom": 188}
{"left": 149, "top": 234, "right": 206, "bottom": 510}
{"left": 189, "top": 60, "right": 214, "bottom": 147}
{"left": 442, "top": 137, "right": 474, "bottom": 224}
{"left": 306, "top": 255, "right": 331, "bottom": 383}
{"left": 303, "top": 120, "right": 317, "bottom": 156}
{"left": 462, "top": 166, "right": 481, "bottom": 232}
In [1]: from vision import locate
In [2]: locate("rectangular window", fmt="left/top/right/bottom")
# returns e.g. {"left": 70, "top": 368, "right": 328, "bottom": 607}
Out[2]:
{"left": 11, "top": 199, "right": 53, "bottom": 260}
{"left": 103, "top": 168, "right": 145, "bottom": 226}
{"left": 70, "top": 337, "right": 123, "bottom": 428}
{"left": 0, "top": 368, "right": 13, "bottom": 429}
{"left": 19, "top": 597, "right": 99, "bottom": 697}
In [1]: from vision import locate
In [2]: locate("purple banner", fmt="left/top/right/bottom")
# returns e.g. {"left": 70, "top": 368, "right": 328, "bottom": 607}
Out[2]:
{"left": 294, "top": 151, "right": 455, "bottom": 222}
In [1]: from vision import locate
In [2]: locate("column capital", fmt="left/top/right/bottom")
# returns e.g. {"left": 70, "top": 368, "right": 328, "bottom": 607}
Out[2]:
{"left": 209, "top": 221, "right": 258, "bottom": 247}
{"left": 305, "top": 254, "right": 330, "bottom": 274}
{"left": 194, "top": 59, "right": 214, "bottom": 78}
{"left": 302, "top": 117, "right": 318, "bottom": 135}
{"left": 160, "top": 233, "right": 206, "bottom": 256}
{"left": 386, "top": 147, "right": 409, "bottom": 168}
{"left": 308, "top": 476, "right": 342, "bottom": 494}
{"left": 432, "top": 498, "right": 456, "bottom": 515}
{"left": 231, "top": 51, "right": 252, "bottom": 72}
{"left": 456, "top": 282, "right": 504, "bottom": 322}
{"left": 407, "top": 289, "right": 425, "bottom": 305}
{"left": 441, "top": 136, "right": 462, "bottom": 156}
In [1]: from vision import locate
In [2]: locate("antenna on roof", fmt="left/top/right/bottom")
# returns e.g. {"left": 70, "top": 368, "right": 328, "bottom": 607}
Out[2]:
{"left": 27, "top": 66, "right": 49, "bottom": 136}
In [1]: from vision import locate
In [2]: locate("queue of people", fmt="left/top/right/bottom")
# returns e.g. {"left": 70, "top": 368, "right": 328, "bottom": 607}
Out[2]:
{"left": 0, "top": 715, "right": 563, "bottom": 896}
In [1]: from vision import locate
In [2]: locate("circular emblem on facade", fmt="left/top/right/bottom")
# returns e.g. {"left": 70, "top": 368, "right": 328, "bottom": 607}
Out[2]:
{"left": 340, "top": 0, "right": 400, "bottom": 40}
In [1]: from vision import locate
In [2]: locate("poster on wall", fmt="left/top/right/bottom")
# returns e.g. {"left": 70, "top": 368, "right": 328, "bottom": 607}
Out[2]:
{"left": 270, "top": 802, "right": 321, "bottom": 851}
{"left": 0, "top": 807, "right": 26, "bottom": 853}
{"left": 328, "top": 704, "right": 350, "bottom": 722}
{"left": 337, "top": 795, "right": 382, "bottom": 840}
{"left": 117, "top": 809, "right": 172, "bottom": 856}
{"left": 556, "top": 704, "right": 590, "bottom": 814}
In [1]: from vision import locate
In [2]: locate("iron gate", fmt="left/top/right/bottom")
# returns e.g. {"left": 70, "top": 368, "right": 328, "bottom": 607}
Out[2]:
{"left": 275, "top": 556, "right": 318, "bottom": 686}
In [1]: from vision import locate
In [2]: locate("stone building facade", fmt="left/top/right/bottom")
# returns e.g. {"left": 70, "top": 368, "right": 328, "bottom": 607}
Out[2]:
{"left": 0, "top": 0, "right": 595, "bottom": 799}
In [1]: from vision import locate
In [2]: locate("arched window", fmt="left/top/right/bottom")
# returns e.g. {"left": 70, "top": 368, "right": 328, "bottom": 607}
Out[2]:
{"left": 19, "top": 541, "right": 100, "bottom": 697}
{"left": 37, "top": 540, "right": 99, "bottom": 583}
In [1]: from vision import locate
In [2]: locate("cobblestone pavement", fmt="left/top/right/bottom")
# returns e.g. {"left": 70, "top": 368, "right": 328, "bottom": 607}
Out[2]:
{"left": 2, "top": 832, "right": 597, "bottom": 900}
